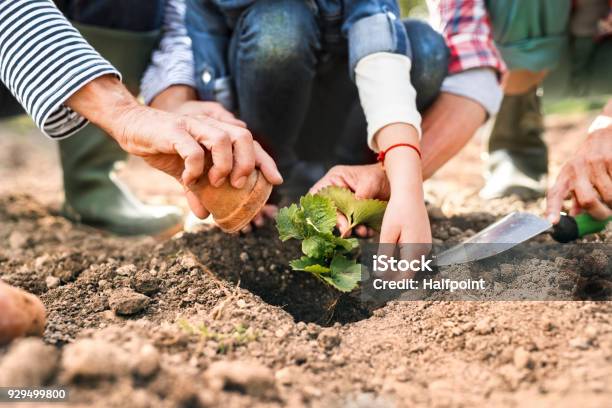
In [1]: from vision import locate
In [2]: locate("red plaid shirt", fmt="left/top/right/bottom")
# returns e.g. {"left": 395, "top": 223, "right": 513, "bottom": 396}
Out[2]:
{"left": 433, "top": 0, "right": 612, "bottom": 75}
{"left": 430, "top": 0, "right": 506, "bottom": 75}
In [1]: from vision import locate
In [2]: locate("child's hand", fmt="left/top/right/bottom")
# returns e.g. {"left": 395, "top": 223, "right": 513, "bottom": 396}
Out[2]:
{"left": 310, "top": 164, "right": 389, "bottom": 200}
{"left": 380, "top": 192, "right": 431, "bottom": 244}
{"left": 375, "top": 194, "right": 431, "bottom": 281}
{"left": 310, "top": 164, "right": 389, "bottom": 237}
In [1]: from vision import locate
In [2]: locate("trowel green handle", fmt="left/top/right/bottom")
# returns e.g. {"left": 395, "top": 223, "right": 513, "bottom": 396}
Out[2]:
{"left": 552, "top": 213, "right": 611, "bottom": 243}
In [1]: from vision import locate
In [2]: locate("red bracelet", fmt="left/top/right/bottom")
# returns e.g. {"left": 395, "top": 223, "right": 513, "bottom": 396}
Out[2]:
{"left": 377, "top": 143, "right": 422, "bottom": 162}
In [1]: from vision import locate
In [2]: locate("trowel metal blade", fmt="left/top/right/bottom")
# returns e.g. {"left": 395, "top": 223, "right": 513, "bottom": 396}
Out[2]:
{"left": 433, "top": 212, "right": 552, "bottom": 266}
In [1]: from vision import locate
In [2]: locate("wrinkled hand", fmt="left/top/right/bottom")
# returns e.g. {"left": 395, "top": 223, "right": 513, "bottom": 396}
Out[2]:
{"left": 546, "top": 124, "right": 612, "bottom": 223}
{"left": 150, "top": 84, "right": 243, "bottom": 127}
{"left": 112, "top": 105, "right": 282, "bottom": 218}
{"left": 171, "top": 100, "right": 246, "bottom": 128}
{"left": 310, "top": 164, "right": 389, "bottom": 237}
{"left": 66, "top": 76, "right": 283, "bottom": 220}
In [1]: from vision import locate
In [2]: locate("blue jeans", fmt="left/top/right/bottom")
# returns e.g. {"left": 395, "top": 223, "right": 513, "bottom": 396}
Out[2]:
{"left": 221, "top": 0, "right": 448, "bottom": 190}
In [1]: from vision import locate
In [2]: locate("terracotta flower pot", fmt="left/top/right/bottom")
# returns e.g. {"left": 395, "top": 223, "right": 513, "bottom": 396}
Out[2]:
{"left": 191, "top": 168, "right": 273, "bottom": 233}
{"left": 0, "top": 281, "right": 46, "bottom": 345}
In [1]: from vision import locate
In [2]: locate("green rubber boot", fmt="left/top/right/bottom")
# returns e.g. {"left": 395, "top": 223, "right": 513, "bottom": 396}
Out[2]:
{"left": 59, "top": 127, "right": 183, "bottom": 236}
{"left": 59, "top": 23, "right": 182, "bottom": 236}
{"left": 480, "top": 88, "right": 548, "bottom": 200}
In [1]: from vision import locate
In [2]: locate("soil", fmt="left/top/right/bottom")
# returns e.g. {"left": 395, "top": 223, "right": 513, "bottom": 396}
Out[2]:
{"left": 0, "top": 113, "right": 610, "bottom": 407}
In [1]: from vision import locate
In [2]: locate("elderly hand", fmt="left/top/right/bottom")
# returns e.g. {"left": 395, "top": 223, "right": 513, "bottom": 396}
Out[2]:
{"left": 67, "top": 75, "right": 282, "bottom": 219}
{"left": 546, "top": 114, "right": 612, "bottom": 223}
{"left": 150, "top": 85, "right": 244, "bottom": 127}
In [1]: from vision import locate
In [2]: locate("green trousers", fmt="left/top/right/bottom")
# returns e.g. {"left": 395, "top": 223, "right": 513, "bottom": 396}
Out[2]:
{"left": 486, "top": 0, "right": 612, "bottom": 100}
{"left": 71, "top": 23, "right": 160, "bottom": 94}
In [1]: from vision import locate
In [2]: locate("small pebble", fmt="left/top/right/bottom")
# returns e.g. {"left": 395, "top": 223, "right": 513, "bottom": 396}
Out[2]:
{"left": 584, "top": 326, "right": 598, "bottom": 341}
{"left": 131, "top": 344, "right": 160, "bottom": 378}
{"left": 318, "top": 328, "right": 341, "bottom": 350}
{"left": 0, "top": 338, "right": 59, "bottom": 387}
{"left": 61, "top": 339, "right": 129, "bottom": 381}
{"left": 330, "top": 354, "right": 346, "bottom": 366}
{"left": 513, "top": 347, "right": 532, "bottom": 370}
{"left": 34, "top": 255, "right": 50, "bottom": 269}
{"left": 449, "top": 227, "right": 462, "bottom": 236}
{"left": 116, "top": 264, "right": 137, "bottom": 276}
{"left": 45, "top": 275, "right": 60, "bottom": 289}
{"left": 275, "top": 366, "right": 297, "bottom": 385}
{"left": 179, "top": 255, "right": 199, "bottom": 269}
{"left": 475, "top": 318, "right": 493, "bottom": 335}
{"left": 569, "top": 337, "right": 591, "bottom": 350}
{"left": 205, "top": 360, "right": 277, "bottom": 399}
{"left": 9, "top": 231, "right": 28, "bottom": 250}
{"left": 131, "top": 272, "right": 160, "bottom": 295}
{"left": 109, "top": 288, "right": 150, "bottom": 316}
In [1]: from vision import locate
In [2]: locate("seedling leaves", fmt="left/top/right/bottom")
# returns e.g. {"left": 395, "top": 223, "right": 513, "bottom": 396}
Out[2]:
{"left": 300, "top": 194, "right": 337, "bottom": 234}
{"left": 276, "top": 190, "right": 387, "bottom": 292}
{"left": 277, "top": 204, "right": 305, "bottom": 241}
{"left": 321, "top": 254, "right": 362, "bottom": 292}
{"left": 317, "top": 186, "right": 387, "bottom": 231}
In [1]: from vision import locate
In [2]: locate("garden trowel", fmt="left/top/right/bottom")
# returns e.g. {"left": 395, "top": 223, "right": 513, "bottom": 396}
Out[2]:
{"left": 433, "top": 212, "right": 611, "bottom": 266}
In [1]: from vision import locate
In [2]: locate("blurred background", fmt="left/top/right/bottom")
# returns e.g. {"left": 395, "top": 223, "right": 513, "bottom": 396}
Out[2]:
{"left": 400, "top": 0, "right": 428, "bottom": 17}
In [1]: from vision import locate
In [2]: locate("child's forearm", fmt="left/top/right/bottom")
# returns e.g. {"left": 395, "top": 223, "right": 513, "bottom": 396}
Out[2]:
{"left": 374, "top": 123, "right": 424, "bottom": 196}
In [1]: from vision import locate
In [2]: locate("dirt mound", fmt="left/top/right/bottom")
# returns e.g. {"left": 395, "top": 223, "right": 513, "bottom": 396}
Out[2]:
{"left": 1, "top": 112, "right": 611, "bottom": 407}
{"left": 1, "top": 193, "right": 611, "bottom": 407}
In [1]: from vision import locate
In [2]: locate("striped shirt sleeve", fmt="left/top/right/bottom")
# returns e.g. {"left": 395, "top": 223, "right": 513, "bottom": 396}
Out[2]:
{"left": 141, "top": 0, "right": 196, "bottom": 104}
{"left": 0, "top": 0, "right": 120, "bottom": 139}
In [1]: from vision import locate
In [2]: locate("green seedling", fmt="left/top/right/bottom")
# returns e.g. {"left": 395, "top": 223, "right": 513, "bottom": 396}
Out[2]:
{"left": 275, "top": 186, "right": 387, "bottom": 292}
{"left": 178, "top": 320, "right": 258, "bottom": 353}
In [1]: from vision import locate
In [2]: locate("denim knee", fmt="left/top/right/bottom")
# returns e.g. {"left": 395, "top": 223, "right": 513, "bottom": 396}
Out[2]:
{"left": 403, "top": 19, "right": 449, "bottom": 110}
{"left": 233, "top": 0, "right": 320, "bottom": 72}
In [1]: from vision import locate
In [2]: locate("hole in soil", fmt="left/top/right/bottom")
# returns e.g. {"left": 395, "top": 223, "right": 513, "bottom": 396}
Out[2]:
{"left": 176, "top": 225, "right": 373, "bottom": 326}
{"left": 575, "top": 279, "right": 610, "bottom": 300}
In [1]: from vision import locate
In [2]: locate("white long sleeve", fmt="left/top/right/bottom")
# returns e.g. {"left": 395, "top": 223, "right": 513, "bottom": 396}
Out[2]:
{"left": 441, "top": 68, "right": 503, "bottom": 116}
{"left": 355, "top": 52, "right": 422, "bottom": 152}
